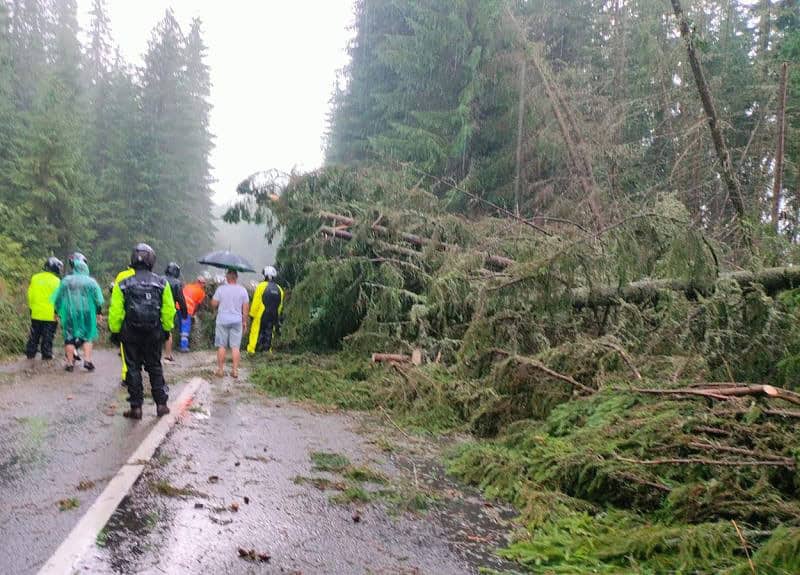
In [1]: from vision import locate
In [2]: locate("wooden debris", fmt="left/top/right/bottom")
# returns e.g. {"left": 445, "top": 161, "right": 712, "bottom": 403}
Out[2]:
{"left": 372, "top": 353, "right": 412, "bottom": 364}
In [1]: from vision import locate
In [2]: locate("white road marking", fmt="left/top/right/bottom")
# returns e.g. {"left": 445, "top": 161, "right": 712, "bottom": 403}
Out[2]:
{"left": 37, "top": 377, "right": 205, "bottom": 575}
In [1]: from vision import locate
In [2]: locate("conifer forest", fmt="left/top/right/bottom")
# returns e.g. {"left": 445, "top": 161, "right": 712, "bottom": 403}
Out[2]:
{"left": 5, "top": 0, "right": 800, "bottom": 572}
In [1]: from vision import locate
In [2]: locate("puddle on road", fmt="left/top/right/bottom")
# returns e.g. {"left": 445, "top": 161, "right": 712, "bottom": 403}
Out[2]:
{"left": 0, "top": 416, "right": 49, "bottom": 484}
{"left": 95, "top": 491, "right": 172, "bottom": 574}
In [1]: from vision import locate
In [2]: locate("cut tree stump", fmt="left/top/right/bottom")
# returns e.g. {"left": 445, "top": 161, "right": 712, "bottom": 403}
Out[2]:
{"left": 372, "top": 353, "right": 412, "bottom": 364}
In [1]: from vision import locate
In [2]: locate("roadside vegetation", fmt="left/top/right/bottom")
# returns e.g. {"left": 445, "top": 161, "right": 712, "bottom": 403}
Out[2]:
{"left": 243, "top": 165, "right": 800, "bottom": 572}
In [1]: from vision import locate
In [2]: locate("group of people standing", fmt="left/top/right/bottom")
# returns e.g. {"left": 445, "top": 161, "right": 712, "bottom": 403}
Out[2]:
{"left": 26, "top": 253, "right": 103, "bottom": 370}
{"left": 25, "top": 243, "right": 285, "bottom": 420}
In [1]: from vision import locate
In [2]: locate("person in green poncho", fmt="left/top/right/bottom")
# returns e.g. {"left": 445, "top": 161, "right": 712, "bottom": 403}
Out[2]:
{"left": 52, "top": 259, "right": 104, "bottom": 372}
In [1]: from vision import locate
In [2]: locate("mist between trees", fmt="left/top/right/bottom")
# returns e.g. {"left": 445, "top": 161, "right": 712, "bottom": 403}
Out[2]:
{"left": 0, "top": 0, "right": 214, "bottom": 286}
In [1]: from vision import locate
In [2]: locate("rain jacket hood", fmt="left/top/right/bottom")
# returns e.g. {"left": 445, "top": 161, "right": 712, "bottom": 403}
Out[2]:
{"left": 52, "top": 260, "right": 104, "bottom": 343}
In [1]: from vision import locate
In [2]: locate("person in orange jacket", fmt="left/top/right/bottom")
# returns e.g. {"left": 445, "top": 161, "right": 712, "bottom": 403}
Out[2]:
{"left": 179, "top": 276, "right": 207, "bottom": 351}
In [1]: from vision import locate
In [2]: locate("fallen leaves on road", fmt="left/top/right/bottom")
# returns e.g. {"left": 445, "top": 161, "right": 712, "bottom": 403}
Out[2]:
{"left": 244, "top": 454, "right": 272, "bottom": 463}
{"left": 209, "top": 516, "right": 232, "bottom": 525}
{"left": 208, "top": 475, "right": 220, "bottom": 483}
{"left": 243, "top": 496, "right": 250, "bottom": 504}
{"left": 237, "top": 547, "right": 270, "bottom": 563}
{"left": 352, "top": 511, "right": 362, "bottom": 523}
{"left": 229, "top": 502, "right": 239, "bottom": 512}
{"left": 58, "top": 497, "right": 79, "bottom": 511}
{"left": 77, "top": 480, "right": 95, "bottom": 491}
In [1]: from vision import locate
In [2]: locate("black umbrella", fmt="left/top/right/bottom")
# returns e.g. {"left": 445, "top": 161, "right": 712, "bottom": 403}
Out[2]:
{"left": 197, "top": 250, "right": 256, "bottom": 273}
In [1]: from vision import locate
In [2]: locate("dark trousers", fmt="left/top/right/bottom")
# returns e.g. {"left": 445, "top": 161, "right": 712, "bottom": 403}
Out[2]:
{"left": 123, "top": 330, "right": 168, "bottom": 407}
{"left": 256, "top": 317, "right": 277, "bottom": 352}
{"left": 26, "top": 319, "right": 57, "bottom": 359}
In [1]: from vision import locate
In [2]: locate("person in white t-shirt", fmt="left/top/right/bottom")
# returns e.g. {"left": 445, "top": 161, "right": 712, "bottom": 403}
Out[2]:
{"left": 211, "top": 269, "right": 250, "bottom": 378}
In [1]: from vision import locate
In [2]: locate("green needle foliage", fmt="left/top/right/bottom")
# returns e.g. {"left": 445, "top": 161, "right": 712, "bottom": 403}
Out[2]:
{"left": 0, "top": 0, "right": 214, "bottom": 354}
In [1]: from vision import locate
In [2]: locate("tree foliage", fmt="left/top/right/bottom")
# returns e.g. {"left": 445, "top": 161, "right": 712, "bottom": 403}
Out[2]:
{"left": 0, "top": 0, "right": 215, "bottom": 280}
{"left": 327, "top": 0, "right": 800, "bottom": 246}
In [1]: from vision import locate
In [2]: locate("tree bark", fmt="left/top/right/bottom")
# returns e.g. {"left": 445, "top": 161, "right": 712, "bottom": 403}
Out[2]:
{"left": 514, "top": 55, "right": 527, "bottom": 218}
{"left": 670, "top": 0, "right": 747, "bottom": 227}
{"left": 571, "top": 266, "right": 800, "bottom": 308}
{"left": 772, "top": 62, "right": 789, "bottom": 231}
{"left": 760, "top": 0, "right": 772, "bottom": 57}
{"left": 319, "top": 215, "right": 516, "bottom": 271}
{"left": 371, "top": 353, "right": 412, "bottom": 364}
{"left": 529, "top": 47, "right": 604, "bottom": 230}
{"left": 630, "top": 383, "right": 800, "bottom": 406}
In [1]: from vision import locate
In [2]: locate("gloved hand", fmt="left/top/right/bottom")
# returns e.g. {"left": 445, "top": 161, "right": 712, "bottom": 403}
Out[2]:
{"left": 110, "top": 332, "right": 120, "bottom": 346}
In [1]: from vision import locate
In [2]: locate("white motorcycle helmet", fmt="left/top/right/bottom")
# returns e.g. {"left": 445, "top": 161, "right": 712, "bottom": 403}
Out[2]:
{"left": 263, "top": 265, "right": 278, "bottom": 280}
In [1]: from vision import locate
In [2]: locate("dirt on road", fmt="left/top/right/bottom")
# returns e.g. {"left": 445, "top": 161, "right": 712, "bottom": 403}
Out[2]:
{"left": 75, "top": 371, "right": 518, "bottom": 574}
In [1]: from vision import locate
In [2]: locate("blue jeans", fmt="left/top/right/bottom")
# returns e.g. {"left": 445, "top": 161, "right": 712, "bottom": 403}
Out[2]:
{"left": 179, "top": 316, "right": 192, "bottom": 351}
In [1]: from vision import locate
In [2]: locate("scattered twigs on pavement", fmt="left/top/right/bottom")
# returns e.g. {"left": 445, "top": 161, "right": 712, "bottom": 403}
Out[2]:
{"left": 379, "top": 405, "right": 413, "bottom": 442}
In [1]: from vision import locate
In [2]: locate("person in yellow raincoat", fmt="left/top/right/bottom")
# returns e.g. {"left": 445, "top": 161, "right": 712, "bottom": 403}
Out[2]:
{"left": 247, "top": 266, "right": 284, "bottom": 354}
{"left": 112, "top": 266, "right": 135, "bottom": 385}
{"left": 25, "top": 257, "right": 63, "bottom": 360}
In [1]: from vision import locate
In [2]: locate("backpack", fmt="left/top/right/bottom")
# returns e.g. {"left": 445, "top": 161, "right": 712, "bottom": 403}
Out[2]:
{"left": 262, "top": 282, "right": 282, "bottom": 320}
{"left": 121, "top": 273, "right": 164, "bottom": 331}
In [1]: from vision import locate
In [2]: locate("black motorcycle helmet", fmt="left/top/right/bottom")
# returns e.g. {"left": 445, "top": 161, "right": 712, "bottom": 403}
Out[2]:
{"left": 164, "top": 262, "right": 181, "bottom": 279}
{"left": 68, "top": 252, "right": 87, "bottom": 270}
{"left": 130, "top": 243, "right": 156, "bottom": 270}
{"left": 44, "top": 257, "right": 64, "bottom": 275}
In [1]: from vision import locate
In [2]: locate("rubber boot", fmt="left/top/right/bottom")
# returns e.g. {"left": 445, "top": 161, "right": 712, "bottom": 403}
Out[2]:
{"left": 156, "top": 404, "right": 170, "bottom": 417}
{"left": 123, "top": 406, "right": 143, "bottom": 420}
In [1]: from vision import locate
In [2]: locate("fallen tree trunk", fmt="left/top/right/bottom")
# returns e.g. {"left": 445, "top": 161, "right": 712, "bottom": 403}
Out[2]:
{"left": 671, "top": 0, "right": 747, "bottom": 226}
{"left": 320, "top": 213, "right": 800, "bottom": 303}
{"left": 372, "top": 353, "right": 411, "bottom": 364}
{"left": 616, "top": 455, "right": 795, "bottom": 469}
{"left": 571, "top": 266, "right": 800, "bottom": 308}
{"left": 631, "top": 384, "right": 800, "bottom": 407}
{"left": 319, "top": 214, "right": 515, "bottom": 271}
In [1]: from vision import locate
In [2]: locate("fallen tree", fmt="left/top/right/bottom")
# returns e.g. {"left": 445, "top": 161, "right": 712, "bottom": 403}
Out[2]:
{"left": 319, "top": 211, "right": 800, "bottom": 306}
{"left": 570, "top": 266, "right": 800, "bottom": 308}
{"left": 229, "top": 166, "right": 800, "bottom": 574}
{"left": 319, "top": 211, "right": 516, "bottom": 271}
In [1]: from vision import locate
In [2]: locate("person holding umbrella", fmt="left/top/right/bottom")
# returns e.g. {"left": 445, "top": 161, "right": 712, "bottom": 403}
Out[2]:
{"left": 197, "top": 250, "right": 255, "bottom": 378}
{"left": 211, "top": 268, "right": 250, "bottom": 378}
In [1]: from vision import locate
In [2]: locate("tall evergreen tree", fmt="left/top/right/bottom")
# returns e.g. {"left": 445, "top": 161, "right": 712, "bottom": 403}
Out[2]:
{"left": 138, "top": 10, "right": 214, "bottom": 264}
{"left": 47, "top": 0, "right": 83, "bottom": 99}
{"left": 181, "top": 17, "right": 215, "bottom": 253}
{"left": 8, "top": 0, "right": 46, "bottom": 110}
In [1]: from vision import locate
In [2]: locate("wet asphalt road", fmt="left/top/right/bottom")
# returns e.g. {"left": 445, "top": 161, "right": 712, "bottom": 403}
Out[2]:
{"left": 75, "top": 373, "right": 517, "bottom": 574}
{"left": 0, "top": 349, "right": 213, "bottom": 575}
